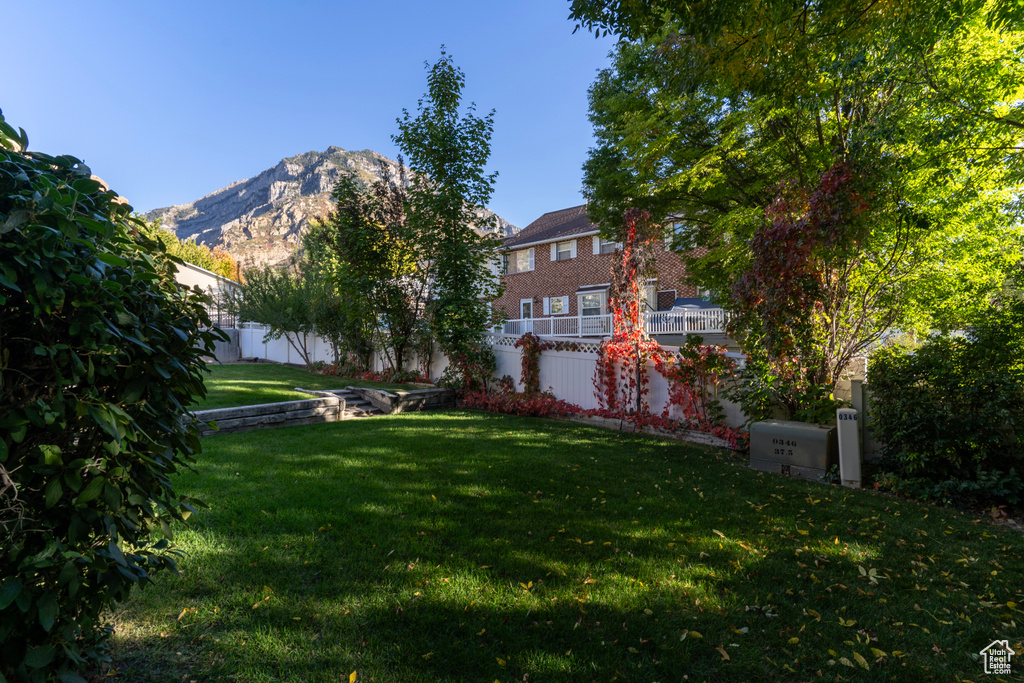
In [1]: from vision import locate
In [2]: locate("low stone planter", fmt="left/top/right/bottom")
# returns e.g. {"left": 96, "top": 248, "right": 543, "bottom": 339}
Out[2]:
{"left": 345, "top": 386, "right": 455, "bottom": 414}
{"left": 188, "top": 396, "right": 344, "bottom": 436}
{"left": 562, "top": 414, "right": 734, "bottom": 450}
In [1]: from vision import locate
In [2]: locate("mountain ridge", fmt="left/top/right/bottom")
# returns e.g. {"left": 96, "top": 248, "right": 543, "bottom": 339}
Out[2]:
{"left": 144, "top": 147, "right": 517, "bottom": 267}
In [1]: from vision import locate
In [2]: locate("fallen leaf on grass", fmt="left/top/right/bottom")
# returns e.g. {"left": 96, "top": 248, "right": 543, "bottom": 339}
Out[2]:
{"left": 853, "top": 652, "right": 870, "bottom": 670}
{"left": 349, "top": 672, "right": 357, "bottom": 683}
{"left": 716, "top": 645, "right": 731, "bottom": 661}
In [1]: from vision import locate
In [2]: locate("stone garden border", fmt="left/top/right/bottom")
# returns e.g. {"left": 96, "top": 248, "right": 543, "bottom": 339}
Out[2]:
{"left": 188, "top": 395, "right": 344, "bottom": 436}
{"left": 345, "top": 386, "right": 456, "bottom": 414}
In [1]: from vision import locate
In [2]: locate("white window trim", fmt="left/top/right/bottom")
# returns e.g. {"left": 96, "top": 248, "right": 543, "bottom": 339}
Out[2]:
{"left": 520, "top": 298, "right": 534, "bottom": 318}
{"left": 666, "top": 221, "right": 686, "bottom": 250}
{"left": 644, "top": 284, "right": 657, "bottom": 312}
{"left": 578, "top": 291, "right": 607, "bottom": 316}
{"left": 543, "top": 295, "right": 569, "bottom": 315}
{"left": 551, "top": 239, "right": 577, "bottom": 262}
{"left": 594, "top": 236, "right": 622, "bottom": 254}
{"left": 506, "top": 247, "right": 535, "bottom": 274}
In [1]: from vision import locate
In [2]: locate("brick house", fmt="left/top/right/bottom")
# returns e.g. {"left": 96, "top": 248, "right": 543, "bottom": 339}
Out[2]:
{"left": 491, "top": 205, "right": 727, "bottom": 342}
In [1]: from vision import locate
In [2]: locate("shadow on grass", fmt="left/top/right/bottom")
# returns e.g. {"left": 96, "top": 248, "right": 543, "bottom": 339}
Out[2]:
{"left": 107, "top": 412, "right": 1024, "bottom": 682}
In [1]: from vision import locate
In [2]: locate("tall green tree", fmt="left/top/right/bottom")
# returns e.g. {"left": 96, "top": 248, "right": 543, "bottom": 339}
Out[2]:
{"left": 227, "top": 262, "right": 324, "bottom": 368}
{"left": 309, "top": 161, "right": 429, "bottom": 373}
{"left": 302, "top": 218, "right": 376, "bottom": 369}
{"left": 574, "top": 0, "right": 1024, "bottom": 417}
{"left": 393, "top": 49, "right": 504, "bottom": 388}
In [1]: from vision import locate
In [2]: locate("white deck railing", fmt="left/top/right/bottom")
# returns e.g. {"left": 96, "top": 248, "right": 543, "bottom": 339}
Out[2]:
{"left": 499, "top": 309, "right": 729, "bottom": 338}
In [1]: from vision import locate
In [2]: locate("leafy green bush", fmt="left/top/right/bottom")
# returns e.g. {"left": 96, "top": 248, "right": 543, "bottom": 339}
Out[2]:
{"left": 0, "top": 113, "right": 220, "bottom": 681}
{"left": 724, "top": 352, "right": 843, "bottom": 426}
{"left": 437, "top": 345, "right": 497, "bottom": 395}
{"left": 869, "top": 298, "right": 1024, "bottom": 507}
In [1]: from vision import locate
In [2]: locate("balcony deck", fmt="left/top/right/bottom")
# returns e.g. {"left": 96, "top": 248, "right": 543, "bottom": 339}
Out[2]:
{"left": 499, "top": 309, "right": 729, "bottom": 338}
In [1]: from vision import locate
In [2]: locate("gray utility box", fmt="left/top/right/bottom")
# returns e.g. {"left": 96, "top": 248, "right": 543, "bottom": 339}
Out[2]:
{"left": 749, "top": 420, "right": 838, "bottom": 481}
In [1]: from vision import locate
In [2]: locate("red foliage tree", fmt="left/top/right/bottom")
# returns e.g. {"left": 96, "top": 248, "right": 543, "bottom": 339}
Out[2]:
{"left": 727, "top": 161, "right": 904, "bottom": 418}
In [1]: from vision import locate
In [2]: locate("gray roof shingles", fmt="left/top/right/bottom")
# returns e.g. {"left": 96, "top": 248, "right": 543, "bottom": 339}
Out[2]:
{"left": 502, "top": 205, "right": 597, "bottom": 249}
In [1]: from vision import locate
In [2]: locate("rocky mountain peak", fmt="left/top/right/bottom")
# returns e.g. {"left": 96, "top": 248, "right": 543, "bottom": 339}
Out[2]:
{"left": 144, "top": 147, "right": 517, "bottom": 268}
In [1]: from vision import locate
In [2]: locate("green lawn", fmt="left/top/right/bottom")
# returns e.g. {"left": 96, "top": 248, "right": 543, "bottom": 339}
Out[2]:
{"left": 108, "top": 412, "right": 1023, "bottom": 682}
{"left": 196, "top": 363, "right": 411, "bottom": 410}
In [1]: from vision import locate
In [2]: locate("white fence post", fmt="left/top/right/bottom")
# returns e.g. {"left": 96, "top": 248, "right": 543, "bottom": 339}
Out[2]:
{"left": 837, "top": 408, "right": 861, "bottom": 488}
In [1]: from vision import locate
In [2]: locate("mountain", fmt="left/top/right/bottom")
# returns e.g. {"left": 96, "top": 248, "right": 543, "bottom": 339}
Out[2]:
{"left": 143, "top": 147, "right": 518, "bottom": 268}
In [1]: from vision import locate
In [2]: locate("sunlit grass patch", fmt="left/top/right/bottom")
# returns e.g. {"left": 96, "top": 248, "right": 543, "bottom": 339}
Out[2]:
{"left": 195, "top": 362, "right": 410, "bottom": 410}
{"left": 108, "top": 411, "right": 1024, "bottom": 682}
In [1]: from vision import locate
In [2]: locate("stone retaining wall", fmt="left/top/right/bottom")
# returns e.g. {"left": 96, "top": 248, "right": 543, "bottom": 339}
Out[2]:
{"left": 189, "top": 396, "right": 344, "bottom": 436}
{"left": 346, "top": 386, "right": 456, "bottom": 414}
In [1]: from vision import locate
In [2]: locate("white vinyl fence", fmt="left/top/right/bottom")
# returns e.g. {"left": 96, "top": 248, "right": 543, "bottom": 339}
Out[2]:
{"left": 486, "top": 335, "right": 746, "bottom": 427}
{"left": 236, "top": 325, "right": 746, "bottom": 429}
{"left": 237, "top": 323, "right": 451, "bottom": 378}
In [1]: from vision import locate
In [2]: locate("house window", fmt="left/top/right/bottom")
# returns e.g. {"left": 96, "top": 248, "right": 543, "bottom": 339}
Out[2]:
{"left": 544, "top": 296, "right": 568, "bottom": 315}
{"left": 505, "top": 248, "right": 535, "bottom": 274}
{"left": 556, "top": 241, "right": 573, "bottom": 261}
{"left": 665, "top": 221, "right": 687, "bottom": 250}
{"left": 520, "top": 299, "right": 533, "bottom": 319}
{"left": 644, "top": 284, "right": 656, "bottom": 311}
{"left": 599, "top": 238, "right": 619, "bottom": 254}
{"left": 580, "top": 293, "right": 604, "bottom": 316}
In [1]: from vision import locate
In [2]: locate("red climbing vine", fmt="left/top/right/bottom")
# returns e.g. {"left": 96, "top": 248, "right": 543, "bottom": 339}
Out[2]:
{"left": 592, "top": 208, "right": 667, "bottom": 417}
{"left": 514, "top": 332, "right": 550, "bottom": 394}
{"left": 588, "top": 209, "right": 748, "bottom": 449}
{"left": 654, "top": 336, "right": 748, "bottom": 449}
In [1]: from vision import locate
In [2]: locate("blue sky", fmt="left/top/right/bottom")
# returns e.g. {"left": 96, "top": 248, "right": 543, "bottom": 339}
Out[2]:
{"left": 1, "top": 1, "right": 615, "bottom": 229}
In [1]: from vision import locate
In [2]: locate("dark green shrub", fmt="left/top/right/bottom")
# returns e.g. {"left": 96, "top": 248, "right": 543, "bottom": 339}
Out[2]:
{"left": 0, "top": 113, "right": 221, "bottom": 681}
{"left": 869, "top": 298, "right": 1024, "bottom": 507}
{"left": 724, "top": 352, "right": 844, "bottom": 426}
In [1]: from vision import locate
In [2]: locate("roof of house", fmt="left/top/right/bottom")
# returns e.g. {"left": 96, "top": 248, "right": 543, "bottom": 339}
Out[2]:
{"left": 502, "top": 205, "right": 598, "bottom": 249}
